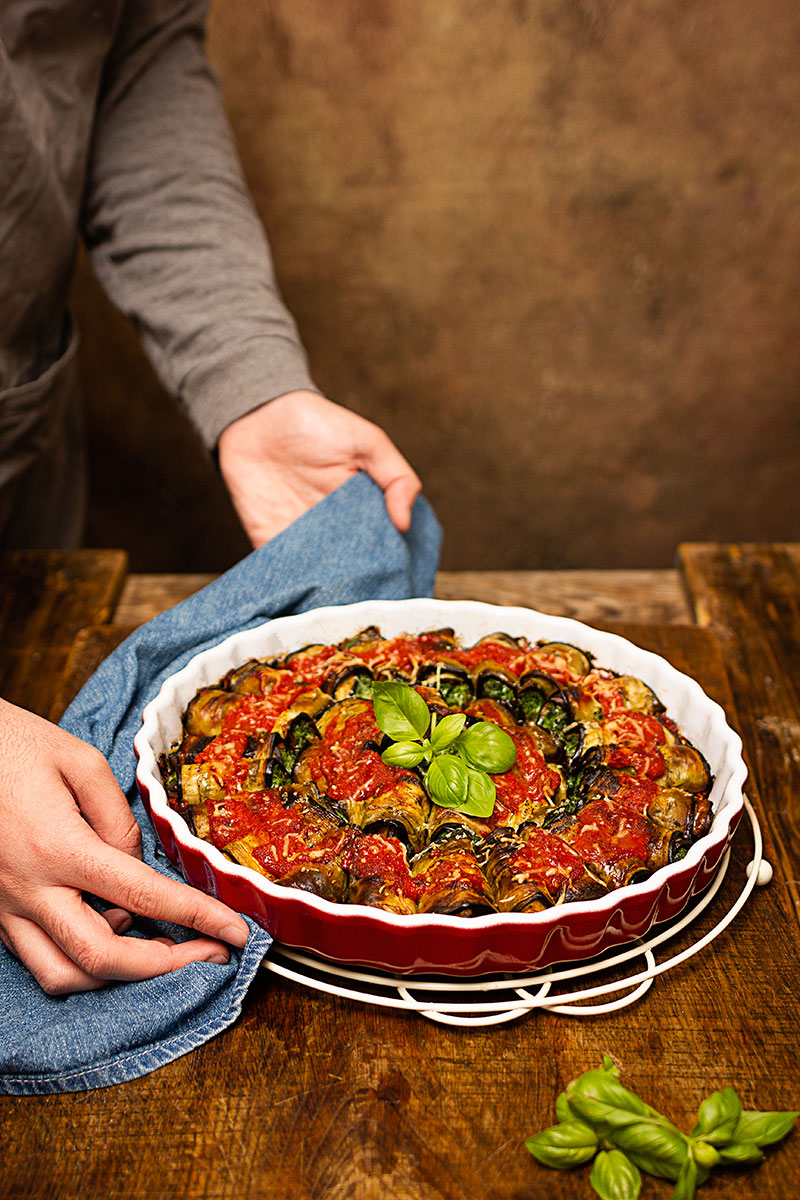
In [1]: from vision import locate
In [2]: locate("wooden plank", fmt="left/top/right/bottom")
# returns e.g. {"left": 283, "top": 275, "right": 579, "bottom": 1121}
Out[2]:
{"left": 0, "top": 551, "right": 128, "bottom": 715}
{"left": 47, "top": 626, "right": 134, "bottom": 723}
{"left": 114, "top": 568, "right": 690, "bottom": 630}
{"left": 0, "top": 550, "right": 128, "bottom": 648}
{"left": 1, "top": 620, "right": 796, "bottom": 1200}
{"left": 114, "top": 573, "right": 216, "bottom": 627}
{"left": 436, "top": 568, "right": 691, "bottom": 624}
{"left": 678, "top": 543, "right": 800, "bottom": 924}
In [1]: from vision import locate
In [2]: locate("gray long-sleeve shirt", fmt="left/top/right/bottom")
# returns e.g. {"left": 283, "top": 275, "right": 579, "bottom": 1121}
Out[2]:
{"left": 0, "top": 0, "right": 315, "bottom": 528}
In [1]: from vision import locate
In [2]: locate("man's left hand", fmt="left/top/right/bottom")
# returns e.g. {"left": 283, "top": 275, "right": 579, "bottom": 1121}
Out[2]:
{"left": 217, "top": 391, "right": 422, "bottom": 546}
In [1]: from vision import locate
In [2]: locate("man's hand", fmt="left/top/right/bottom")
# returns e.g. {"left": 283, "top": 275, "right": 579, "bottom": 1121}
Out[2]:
{"left": 0, "top": 700, "right": 250, "bottom": 995}
{"left": 217, "top": 391, "right": 422, "bottom": 547}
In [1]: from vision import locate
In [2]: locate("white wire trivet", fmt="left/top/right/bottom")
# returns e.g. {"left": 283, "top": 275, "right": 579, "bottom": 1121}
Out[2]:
{"left": 262, "top": 795, "right": 769, "bottom": 1027}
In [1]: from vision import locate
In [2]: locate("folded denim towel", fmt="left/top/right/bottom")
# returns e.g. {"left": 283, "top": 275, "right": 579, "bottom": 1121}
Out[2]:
{"left": 0, "top": 474, "right": 441, "bottom": 1094}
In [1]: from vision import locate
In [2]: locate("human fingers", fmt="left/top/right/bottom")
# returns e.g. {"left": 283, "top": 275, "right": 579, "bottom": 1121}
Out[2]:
{"left": 383, "top": 474, "right": 423, "bottom": 533}
{"left": 1, "top": 907, "right": 149, "bottom": 994}
{"left": 8, "top": 891, "right": 233, "bottom": 994}
{"left": 357, "top": 426, "right": 422, "bottom": 532}
{"left": 0, "top": 911, "right": 111, "bottom": 993}
{"left": 102, "top": 907, "right": 134, "bottom": 935}
{"left": 63, "top": 741, "right": 144, "bottom": 859}
{"left": 62, "top": 834, "right": 250, "bottom": 949}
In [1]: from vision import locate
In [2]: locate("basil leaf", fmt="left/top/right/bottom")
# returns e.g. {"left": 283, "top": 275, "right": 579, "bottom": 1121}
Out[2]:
{"left": 372, "top": 681, "right": 430, "bottom": 741}
{"left": 426, "top": 755, "right": 469, "bottom": 810}
{"left": 430, "top": 712, "right": 467, "bottom": 753}
{"left": 381, "top": 741, "right": 426, "bottom": 769}
{"left": 669, "top": 1156, "right": 699, "bottom": 1200}
{"left": 525, "top": 1121, "right": 599, "bottom": 1169}
{"left": 589, "top": 1149, "right": 641, "bottom": 1200}
{"left": 731, "top": 1109, "right": 799, "bottom": 1147}
{"left": 567, "top": 1070, "right": 653, "bottom": 1131}
{"left": 555, "top": 1092, "right": 574, "bottom": 1124}
{"left": 717, "top": 1140, "right": 765, "bottom": 1165}
{"left": 691, "top": 1086, "right": 742, "bottom": 1145}
{"left": 610, "top": 1122, "right": 688, "bottom": 1182}
{"left": 460, "top": 768, "right": 496, "bottom": 817}
{"left": 457, "top": 722, "right": 517, "bottom": 773}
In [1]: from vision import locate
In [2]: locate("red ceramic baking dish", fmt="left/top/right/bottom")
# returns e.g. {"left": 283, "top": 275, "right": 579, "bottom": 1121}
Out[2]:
{"left": 134, "top": 599, "right": 747, "bottom": 977}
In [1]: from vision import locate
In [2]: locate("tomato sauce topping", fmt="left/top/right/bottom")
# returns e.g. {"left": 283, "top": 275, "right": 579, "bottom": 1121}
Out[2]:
{"left": 346, "top": 833, "right": 421, "bottom": 899}
{"left": 216, "top": 688, "right": 309, "bottom": 736}
{"left": 196, "top": 731, "right": 252, "bottom": 791}
{"left": 347, "top": 633, "right": 457, "bottom": 677}
{"left": 601, "top": 712, "right": 667, "bottom": 779}
{"left": 509, "top": 827, "right": 590, "bottom": 893}
{"left": 310, "top": 705, "right": 416, "bottom": 807}
{"left": 566, "top": 798, "right": 655, "bottom": 870}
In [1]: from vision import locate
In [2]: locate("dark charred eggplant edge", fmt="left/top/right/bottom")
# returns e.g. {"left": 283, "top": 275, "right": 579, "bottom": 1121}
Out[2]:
{"left": 158, "top": 627, "right": 715, "bottom": 917}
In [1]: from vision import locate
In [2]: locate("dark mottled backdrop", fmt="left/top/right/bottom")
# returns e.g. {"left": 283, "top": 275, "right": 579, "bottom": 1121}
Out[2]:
{"left": 73, "top": 0, "right": 800, "bottom": 571}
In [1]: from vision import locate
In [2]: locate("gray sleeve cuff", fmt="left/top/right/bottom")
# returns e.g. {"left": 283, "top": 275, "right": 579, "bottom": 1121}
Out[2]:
{"left": 183, "top": 337, "right": 321, "bottom": 448}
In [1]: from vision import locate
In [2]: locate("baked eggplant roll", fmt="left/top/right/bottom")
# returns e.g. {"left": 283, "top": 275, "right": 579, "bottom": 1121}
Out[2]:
{"left": 412, "top": 834, "right": 495, "bottom": 917}
{"left": 480, "top": 826, "right": 607, "bottom": 912}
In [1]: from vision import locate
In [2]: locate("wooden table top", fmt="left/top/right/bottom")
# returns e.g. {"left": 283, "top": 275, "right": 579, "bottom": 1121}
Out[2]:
{"left": 0, "top": 545, "right": 798, "bottom": 1200}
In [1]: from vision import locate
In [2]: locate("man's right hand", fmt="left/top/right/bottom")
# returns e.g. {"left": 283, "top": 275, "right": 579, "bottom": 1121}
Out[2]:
{"left": 0, "top": 699, "right": 250, "bottom": 995}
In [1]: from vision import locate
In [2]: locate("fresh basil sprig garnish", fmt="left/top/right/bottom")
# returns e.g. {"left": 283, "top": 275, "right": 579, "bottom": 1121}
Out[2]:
{"left": 371, "top": 680, "right": 516, "bottom": 816}
{"left": 526, "top": 1056, "right": 798, "bottom": 1200}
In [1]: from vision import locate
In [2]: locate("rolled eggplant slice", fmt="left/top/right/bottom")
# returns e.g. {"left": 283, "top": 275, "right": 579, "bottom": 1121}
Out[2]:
{"left": 220, "top": 788, "right": 354, "bottom": 895}
{"left": 659, "top": 744, "right": 712, "bottom": 794}
{"left": 184, "top": 688, "right": 243, "bottom": 736}
{"left": 412, "top": 835, "right": 495, "bottom": 916}
{"left": 296, "top": 697, "right": 425, "bottom": 830}
{"left": 474, "top": 667, "right": 521, "bottom": 715}
{"left": 349, "top": 875, "right": 417, "bottom": 915}
{"left": 473, "top": 632, "right": 526, "bottom": 651}
{"left": 224, "top": 661, "right": 293, "bottom": 697}
{"left": 479, "top": 828, "right": 549, "bottom": 912}
{"left": 545, "top": 798, "right": 659, "bottom": 889}
{"left": 269, "top": 712, "right": 321, "bottom": 786}
{"left": 223, "top": 833, "right": 263, "bottom": 874}
{"left": 583, "top": 671, "right": 666, "bottom": 717}
{"left": 585, "top": 771, "right": 713, "bottom": 840}
{"left": 180, "top": 762, "right": 225, "bottom": 805}
{"left": 480, "top": 826, "right": 607, "bottom": 912}
{"left": 536, "top": 695, "right": 582, "bottom": 759}
{"left": 338, "top": 625, "right": 385, "bottom": 652}
{"left": 177, "top": 733, "right": 213, "bottom": 764}
{"left": 361, "top": 777, "right": 431, "bottom": 854}
{"left": 517, "top": 671, "right": 560, "bottom": 723}
{"left": 416, "top": 660, "right": 474, "bottom": 709}
{"left": 530, "top": 641, "right": 593, "bottom": 680}
{"left": 324, "top": 662, "right": 374, "bottom": 700}
{"left": 427, "top": 805, "right": 493, "bottom": 844}
{"left": 276, "top": 863, "right": 348, "bottom": 903}
{"left": 347, "top": 832, "right": 418, "bottom": 913}
{"left": 561, "top": 686, "right": 605, "bottom": 724}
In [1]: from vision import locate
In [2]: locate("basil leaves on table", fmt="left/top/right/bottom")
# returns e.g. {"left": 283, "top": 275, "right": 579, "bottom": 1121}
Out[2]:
{"left": 525, "top": 1057, "right": 797, "bottom": 1200}
{"left": 371, "top": 680, "right": 516, "bottom": 816}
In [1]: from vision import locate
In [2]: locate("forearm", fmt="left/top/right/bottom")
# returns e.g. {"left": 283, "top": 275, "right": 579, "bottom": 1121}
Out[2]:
{"left": 81, "top": 0, "right": 316, "bottom": 447}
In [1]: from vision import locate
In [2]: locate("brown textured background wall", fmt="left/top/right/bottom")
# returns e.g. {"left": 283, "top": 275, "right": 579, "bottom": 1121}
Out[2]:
{"left": 74, "top": 0, "right": 800, "bottom": 571}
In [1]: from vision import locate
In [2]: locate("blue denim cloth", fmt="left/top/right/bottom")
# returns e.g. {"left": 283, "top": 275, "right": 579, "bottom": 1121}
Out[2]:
{"left": 0, "top": 474, "right": 441, "bottom": 1094}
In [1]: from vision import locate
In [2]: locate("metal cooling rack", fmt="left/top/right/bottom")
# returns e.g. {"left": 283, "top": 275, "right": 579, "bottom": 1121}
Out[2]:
{"left": 261, "top": 796, "right": 769, "bottom": 1027}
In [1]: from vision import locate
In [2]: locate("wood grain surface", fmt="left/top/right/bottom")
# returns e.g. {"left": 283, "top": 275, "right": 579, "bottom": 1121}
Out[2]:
{"left": 0, "top": 550, "right": 128, "bottom": 718}
{"left": 1, "top": 591, "right": 798, "bottom": 1200}
{"left": 113, "top": 568, "right": 691, "bottom": 630}
{"left": 679, "top": 543, "right": 800, "bottom": 926}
